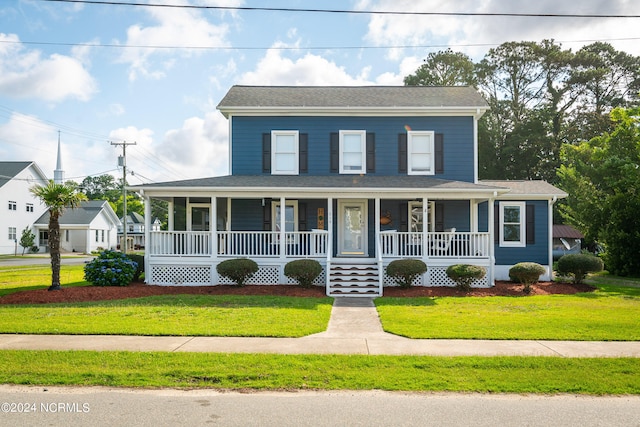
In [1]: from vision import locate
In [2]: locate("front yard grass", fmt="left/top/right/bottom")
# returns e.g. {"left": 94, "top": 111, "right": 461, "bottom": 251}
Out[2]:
{"left": 0, "top": 350, "right": 637, "bottom": 395}
{"left": 0, "top": 264, "right": 88, "bottom": 296}
{"left": 376, "top": 281, "right": 640, "bottom": 341}
{"left": 0, "top": 295, "right": 333, "bottom": 337}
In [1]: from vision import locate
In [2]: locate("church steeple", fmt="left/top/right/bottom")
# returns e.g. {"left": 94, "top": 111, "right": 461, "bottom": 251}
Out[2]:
{"left": 54, "top": 130, "right": 65, "bottom": 184}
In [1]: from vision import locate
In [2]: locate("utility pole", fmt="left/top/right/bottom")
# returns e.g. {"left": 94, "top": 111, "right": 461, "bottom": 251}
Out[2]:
{"left": 111, "top": 140, "right": 136, "bottom": 254}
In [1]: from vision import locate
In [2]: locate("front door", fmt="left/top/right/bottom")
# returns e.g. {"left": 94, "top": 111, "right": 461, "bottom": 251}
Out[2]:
{"left": 338, "top": 200, "right": 367, "bottom": 256}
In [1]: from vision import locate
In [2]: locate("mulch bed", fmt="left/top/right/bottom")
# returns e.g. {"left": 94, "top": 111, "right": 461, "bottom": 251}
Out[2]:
{"left": 0, "top": 281, "right": 595, "bottom": 305}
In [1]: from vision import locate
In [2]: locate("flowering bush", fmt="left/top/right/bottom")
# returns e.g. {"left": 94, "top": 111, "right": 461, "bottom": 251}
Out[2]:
{"left": 84, "top": 250, "right": 138, "bottom": 287}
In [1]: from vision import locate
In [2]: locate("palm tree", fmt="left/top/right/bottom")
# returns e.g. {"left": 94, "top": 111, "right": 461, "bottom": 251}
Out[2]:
{"left": 30, "top": 180, "right": 87, "bottom": 291}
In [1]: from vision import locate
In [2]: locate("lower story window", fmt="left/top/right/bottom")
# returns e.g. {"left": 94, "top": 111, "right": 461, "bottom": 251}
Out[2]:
{"left": 500, "top": 202, "right": 526, "bottom": 247}
{"left": 272, "top": 201, "right": 298, "bottom": 233}
{"left": 8, "top": 227, "right": 16, "bottom": 240}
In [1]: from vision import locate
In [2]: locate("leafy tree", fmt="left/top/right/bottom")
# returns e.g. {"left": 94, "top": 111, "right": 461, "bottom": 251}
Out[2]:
{"left": 80, "top": 174, "right": 121, "bottom": 203}
{"left": 111, "top": 193, "right": 144, "bottom": 219}
{"left": 19, "top": 226, "right": 36, "bottom": 255}
{"left": 558, "top": 107, "right": 640, "bottom": 275}
{"left": 30, "top": 180, "right": 87, "bottom": 290}
{"left": 404, "top": 49, "right": 476, "bottom": 86}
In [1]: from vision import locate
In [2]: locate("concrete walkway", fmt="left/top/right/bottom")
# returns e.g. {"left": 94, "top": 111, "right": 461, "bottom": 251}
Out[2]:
{"left": 0, "top": 297, "right": 639, "bottom": 357}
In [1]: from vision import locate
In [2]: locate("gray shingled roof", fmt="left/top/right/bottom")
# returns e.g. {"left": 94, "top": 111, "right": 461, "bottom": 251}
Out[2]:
{"left": 131, "top": 175, "right": 505, "bottom": 192}
{"left": 0, "top": 161, "right": 33, "bottom": 189}
{"left": 217, "top": 86, "right": 488, "bottom": 115}
{"left": 480, "top": 180, "right": 567, "bottom": 198}
{"left": 34, "top": 200, "right": 118, "bottom": 226}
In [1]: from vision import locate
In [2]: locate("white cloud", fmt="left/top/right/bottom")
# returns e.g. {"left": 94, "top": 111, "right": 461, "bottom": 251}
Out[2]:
{"left": 118, "top": 0, "right": 242, "bottom": 80}
{"left": 238, "top": 48, "right": 374, "bottom": 85}
{"left": 153, "top": 112, "right": 229, "bottom": 180}
{"left": 358, "top": 0, "right": 640, "bottom": 59}
{"left": 0, "top": 33, "right": 97, "bottom": 102}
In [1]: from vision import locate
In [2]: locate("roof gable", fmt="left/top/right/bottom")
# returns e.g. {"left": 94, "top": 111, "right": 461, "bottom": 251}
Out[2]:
{"left": 34, "top": 200, "right": 120, "bottom": 226}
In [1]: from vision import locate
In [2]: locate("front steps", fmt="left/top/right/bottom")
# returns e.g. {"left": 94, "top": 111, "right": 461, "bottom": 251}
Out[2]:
{"left": 328, "top": 260, "right": 381, "bottom": 297}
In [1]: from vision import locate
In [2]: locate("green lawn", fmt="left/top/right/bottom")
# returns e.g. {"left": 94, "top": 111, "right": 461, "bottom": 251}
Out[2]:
{"left": 0, "top": 350, "right": 637, "bottom": 394}
{"left": 376, "top": 282, "right": 640, "bottom": 340}
{"left": 0, "top": 295, "right": 332, "bottom": 337}
{"left": 0, "top": 264, "right": 88, "bottom": 296}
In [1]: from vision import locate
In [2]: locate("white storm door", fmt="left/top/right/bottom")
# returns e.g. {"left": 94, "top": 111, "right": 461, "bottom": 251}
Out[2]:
{"left": 338, "top": 200, "right": 367, "bottom": 256}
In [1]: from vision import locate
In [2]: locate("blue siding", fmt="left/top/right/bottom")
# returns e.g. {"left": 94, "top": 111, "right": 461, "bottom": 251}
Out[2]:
{"left": 231, "top": 116, "right": 475, "bottom": 182}
{"left": 230, "top": 199, "right": 263, "bottom": 230}
{"left": 494, "top": 200, "right": 549, "bottom": 265}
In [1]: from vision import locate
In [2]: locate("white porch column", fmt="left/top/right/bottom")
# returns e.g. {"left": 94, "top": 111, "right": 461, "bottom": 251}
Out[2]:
{"left": 279, "top": 196, "right": 286, "bottom": 283}
{"left": 226, "top": 198, "right": 232, "bottom": 230}
{"left": 547, "top": 197, "right": 557, "bottom": 281}
{"left": 144, "top": 193, "right": 151, "bottom": 283}
{"left": 470, "top": 199, "right": 479, "bottom": 232}
{"left": 422, "top": 196, "right": 429, "bottom": 262}
{"left": 168, "top": 200, "right": 174, "bottom": 231}
{"left": 488, "top": 196, "right": 496, "bottom": 286}
{"left": 211, "top": 196, "right": 217, "bottom": 285}
{"left": 374, "top": 197, "right": 380, "bottom": 257}
{"left": 327, "top": 197, "right": 333, "bottom": 261}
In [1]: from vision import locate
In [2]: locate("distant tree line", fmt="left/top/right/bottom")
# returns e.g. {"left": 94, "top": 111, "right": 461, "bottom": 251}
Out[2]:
{"left": 405, "top": 40, "right": 640, "bottom": 275}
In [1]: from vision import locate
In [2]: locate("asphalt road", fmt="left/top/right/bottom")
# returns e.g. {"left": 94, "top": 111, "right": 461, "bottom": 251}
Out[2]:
{"left": 0, "top": 386, "right": 637, "bottom": 427}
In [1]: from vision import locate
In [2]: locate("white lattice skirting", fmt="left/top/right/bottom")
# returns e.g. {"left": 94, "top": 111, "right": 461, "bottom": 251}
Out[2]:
{"left": 148, "top": 261, "right": 490, "bottom": 288}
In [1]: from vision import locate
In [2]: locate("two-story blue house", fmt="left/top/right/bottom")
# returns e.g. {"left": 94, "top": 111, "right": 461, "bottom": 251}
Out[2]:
{"left": 131, "top": 86, "right": 566, "bottom": 296}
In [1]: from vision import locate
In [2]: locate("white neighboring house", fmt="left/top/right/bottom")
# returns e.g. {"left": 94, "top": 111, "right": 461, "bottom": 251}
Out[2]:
{"left": 118, "top": 213, "right": 162, "bottom": 250}
{"left": 0, "top": 161, "right": 50, "bottom": 255}
{"left": 33, "top": 200, "right": 120, "bottom": 254}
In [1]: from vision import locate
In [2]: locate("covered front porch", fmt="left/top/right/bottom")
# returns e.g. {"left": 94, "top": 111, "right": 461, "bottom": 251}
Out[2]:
{"left": 133, "top": 175, "right": 508, "bottom": 296}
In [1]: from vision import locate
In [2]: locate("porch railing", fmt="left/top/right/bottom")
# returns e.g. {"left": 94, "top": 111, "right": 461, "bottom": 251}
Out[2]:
{"left": 380, "top": 231, "right": 490, "bottom": 258}
{"left": 149, "top": 230, "right": 328, "bottom": 257}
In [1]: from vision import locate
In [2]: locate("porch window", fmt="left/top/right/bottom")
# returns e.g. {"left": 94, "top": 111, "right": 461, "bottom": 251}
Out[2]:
{"left": 407, "top": 131, "right": 434, "bottom": 175}
{"left": 272, "top": 201, "right": 298, "bottom": 232}
{"left": 500, "top": 202, "right": 526, "bottom": 247}
{"left": 271, "top": 130, "right": 299, "bottom": 175}
{"left": 339, "top": 130, "right": 366, "bottom": 174}
{"left": 409, "top": 201, "right": 434, "bottom": 232}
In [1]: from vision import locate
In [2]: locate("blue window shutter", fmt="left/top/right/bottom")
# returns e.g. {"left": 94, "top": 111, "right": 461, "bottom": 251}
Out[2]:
{"left": 435, "top": 202, "right": 445, "bottom": 231}
{"left": 435, "top": 133, "right": 444, "bottom": 174}
{"left": 298, "top": 203, "right": 307, "bottom": 231}
{"left": 262, "top": 133, "right": 271, "bottom": 173}
{"left": 366, "top": 132, "right": 375, "bottom": 173}
{"left": 330, "top": 132, "right": 339, "bottom": 173}
{"left": 399, "top": 202, "right": 408, "bottom": 232}
{"left": 263, "top": 199, "right": 272, "bottom": 231}
{"left": 398, "top": 133, "right": 407, "bottom": 173}
{"left": 526, "top": 204, "right": 535, "bottom": 244}
{"left": 299, "top": 133, "right": 308, "bottom": 173}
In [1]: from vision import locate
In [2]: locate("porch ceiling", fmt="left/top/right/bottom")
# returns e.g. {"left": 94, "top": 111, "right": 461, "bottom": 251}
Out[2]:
{"left": 130, "top": 175, "right": 510, "bottom": 199}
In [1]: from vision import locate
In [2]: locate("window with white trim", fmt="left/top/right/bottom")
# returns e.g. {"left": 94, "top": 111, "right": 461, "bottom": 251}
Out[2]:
{"left": 408, "top": 131, "right": 434, "bottom": 175}
{"left": 271, "top": 130, "right": 299, "bottom": 175}
{"left": 8, "top": 201, "right": 16, "bottom": 211}
{"left": 500, "top": 202, "right": 526, "bottom": 247}
{"left": 95, "top": 230, "right": 99, "bottom": 242}
{"left": 8, "top": 227, "right": 16, "bottom": 240}
{"left": 339, "top": 130, "right": 366, "bottom": 174}
{"left": 408, "top": 201, "right": 435, "bottom": 232}
{"left": 272, "top": 201, "right": 298, "bottom": 233}
{"left": 26, "top": 203, "right": 34, "bottom": 213}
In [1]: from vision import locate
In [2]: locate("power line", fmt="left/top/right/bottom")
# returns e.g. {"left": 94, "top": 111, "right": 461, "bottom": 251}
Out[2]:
{"left": 34, "top": 0, "right": 640, "bottom": 18}
{"left": 3, "top": 37, "right": 640, "bottom": 52}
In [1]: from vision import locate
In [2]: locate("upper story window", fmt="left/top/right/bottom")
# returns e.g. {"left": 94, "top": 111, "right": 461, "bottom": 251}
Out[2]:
{"left": 8, "top": 201, "right": 16, "bottom": 211}
{"left": 499, "top": 202, "right": 526, "bottom": 247}
{"left": 339, "top": 130, "right": 366, "bottom": 174}
{"left": 26, "top": 203, "right": 34, "bottom": 213}
{"left": 271, "top": 130, "right": 299, "bottom": 175}
{"left": 408, "top": 131, "right": 435, "bottom": 175}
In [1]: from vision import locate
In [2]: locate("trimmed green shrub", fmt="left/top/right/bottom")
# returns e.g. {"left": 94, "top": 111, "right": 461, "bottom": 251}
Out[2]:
{"left": 216, "top": 258, "right": 258, "bottom": 287}
{"left": 84, "top": 250, "right": 138, "bottom": 287}
{"left": 386, "top": 259, "right": 427, "bottom": 288}
{"left": 446, "top": 264, "right": 486, "bottom": 292}
{"left": 557, "top": 253, "right": 604, "bottom": 284}
{"left": 509, "top": 262, "right": 546, "bottom": 294}
{"left": 284, "top": 259, "right": 322, "bottom": 288}
{"left": 126, "top": 253, "right": 145, "bottom": 282}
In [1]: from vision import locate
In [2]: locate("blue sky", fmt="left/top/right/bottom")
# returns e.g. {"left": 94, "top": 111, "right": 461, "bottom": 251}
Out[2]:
{"left": 1, "top": 0, "right": 639, "bottom": 185}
